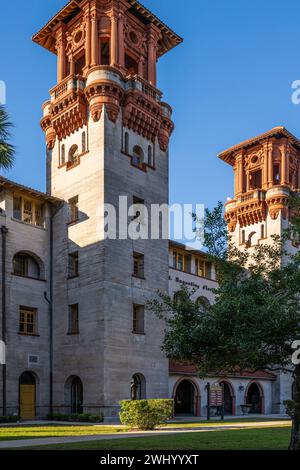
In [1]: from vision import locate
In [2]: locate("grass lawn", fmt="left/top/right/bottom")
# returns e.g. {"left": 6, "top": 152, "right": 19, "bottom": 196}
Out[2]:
{"left": 163, "top": 418, "right": 291, "bottom": 428}
{"left": 23, "top": 427, "right": 291, "bottom": 450}
{"left": 0, "top": 425, "right": 126, "bottom": 442}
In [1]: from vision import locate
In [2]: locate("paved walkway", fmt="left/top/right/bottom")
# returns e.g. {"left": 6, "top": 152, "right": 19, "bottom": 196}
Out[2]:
{"left": 0, "top": 419, "right": 291, "bottom": 449}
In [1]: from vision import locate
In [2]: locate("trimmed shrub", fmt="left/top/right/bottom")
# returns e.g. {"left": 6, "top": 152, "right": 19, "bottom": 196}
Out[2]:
{"left": 119, "top": 399, "right": 174, "bottom": 430}
{"left": 0, "top": 415, "right": 20, "bottom": 423}
{"left": 47, "top": 413, "right": 103, "bottom": 423}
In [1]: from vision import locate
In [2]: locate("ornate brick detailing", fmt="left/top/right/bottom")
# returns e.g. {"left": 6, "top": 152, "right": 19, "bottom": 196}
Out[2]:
{"left": 266, "top": 193, "right": 289, "bottom": 220}
{"left": 41, "top": 115, "right": 56, "bottom": 151}
{"left": 123, "top": 90, "right": 161, "bottom": 141}
{"left": 84, "top": 80, "right": 124, "bottom": 122}
{"left": 158, "top": 114, "right": 174, "bottom": 152}
{"left": 225, "top": 209, "right": 237, "bottom": 233}
{"left": 40, "top": 76, "right": 88, "bottom": 144}
{"left": 237, "top": 199, "right": 267, "bottom": 228}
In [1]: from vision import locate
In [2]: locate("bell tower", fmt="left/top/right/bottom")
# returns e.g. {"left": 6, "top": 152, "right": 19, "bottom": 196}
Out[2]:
{"left": 220, "top": 127, "right": 300, "bottom": 251}
{"left": 33, "top": 0, "right": 182, "bottom": 418}
{"left": 219, "top": 126, "right": 300, "bottom": 412}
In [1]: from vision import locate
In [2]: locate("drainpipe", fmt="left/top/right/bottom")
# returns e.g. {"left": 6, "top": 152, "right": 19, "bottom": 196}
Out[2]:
{"left": 1, "top": 226, "right": 8, "bottom": 416}
{"left": 44, "top": 202, "right": 62, "bottom": 416}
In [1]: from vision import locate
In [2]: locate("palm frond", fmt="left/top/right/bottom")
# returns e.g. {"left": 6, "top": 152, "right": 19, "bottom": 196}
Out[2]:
{"left": 0, "top": 105, "right": 14, "bottom": 170}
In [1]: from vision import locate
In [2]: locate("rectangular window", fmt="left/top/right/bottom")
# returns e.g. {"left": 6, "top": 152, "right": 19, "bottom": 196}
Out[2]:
{"left": 172, "top": 251, "right": 177, "bottom": 269}
{"left": 206, "top": 262, "right": 212, "bottom": 280}
{"left": 69, "top": 196, "right": 79, "bottom": 223}
{"left": 261, "top": 224, "right": 265, "bottom": 239}
{"left": 19, "top": 307, "right": 38, "bottom": 335}
{"left": 68, "top": 304, "right": 79, "bottom": 335}
{"left": 177, "top": 254, "right": 183, "bottom": 271}
{"left": 133, "top": 305, "right": 145, "bottom": 335}
{"left": 101, "top": 39, "right": 110, "bottom": 65}
{"left": 23, "top": 199, "right": 33, "bottom": 224}
{"left": 13, "top": 196, "right": 22, "bottom": 220}
{"left": 133, "top": 252, "right": 144, "bottom": 278}
{"left": 68, "top": 252, "right": 79, "bottom": 278}
{"left": 13, "top": 195, "right": 44, "bottom": 227}
{"left": 195, "top": 258, "right": 211, "bottom": 278}
{"left": 184, "top": 255, "right": 192, "bottom": 273}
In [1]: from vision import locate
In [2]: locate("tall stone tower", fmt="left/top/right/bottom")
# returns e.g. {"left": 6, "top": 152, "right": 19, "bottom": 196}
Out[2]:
{"left": 219, "top": 126, "right": 300, "bottom": 411}
{"left": 33, "top": 0, "right": 182, "bottom": 418}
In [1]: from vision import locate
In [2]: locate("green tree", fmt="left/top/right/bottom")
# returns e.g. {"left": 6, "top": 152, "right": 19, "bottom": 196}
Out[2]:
{"left": 0, "top": 106, "right": 14, "bottom": 170}
{"left": 149, "top": 199, "right": 300, "bottom": 450}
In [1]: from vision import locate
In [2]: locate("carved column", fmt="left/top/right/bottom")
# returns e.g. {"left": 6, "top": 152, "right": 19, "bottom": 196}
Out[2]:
{"left": 236, "top": 154, "right": 244, "bottom": 196}
{"left": 281, "top": 144, "right": 288, "bottom": 185}
{"left": 56, "top": 26, "right": 67, "bottom": 82}
{"left": 267, "top": 142, "right": 273, "bottom": 187}
{"left": 110, "top": 10, "right": 118, "bottom": 66}
{"left": 262, "top": 143, "right": 268, "bottom": 190}
{"left": 147, "top": 25, "right": 160, "bottom": 86}
{"left": 85, "top": 11, "right": 91, "bottom": 69}
{"left": 118, "top": 12, "right": 125, "bottom": 68}
{"left": 69, "top": 55, "right": 75, "bottom": 75}
{"left": 138, "top": 57, "right": 145, "bottom": 78}
{"left": 91, "top": 9, "right": 98, "bottom": 66}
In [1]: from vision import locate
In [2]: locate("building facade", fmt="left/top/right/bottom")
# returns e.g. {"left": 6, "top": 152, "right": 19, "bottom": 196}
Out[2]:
{"left": 0, "top": 0, "right": 294, "bottom": 420}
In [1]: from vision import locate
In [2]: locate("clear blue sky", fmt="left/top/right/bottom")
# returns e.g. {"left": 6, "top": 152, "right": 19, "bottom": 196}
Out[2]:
{"left": 1, "top": 0, "right": 300, "bottom": 211}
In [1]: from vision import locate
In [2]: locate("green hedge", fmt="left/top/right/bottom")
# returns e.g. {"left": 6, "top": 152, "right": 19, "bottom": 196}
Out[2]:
{"left": 0, "top": 415, "right": 20, "bottom": 423}
{"left": 119, "top": 399, "right": 174, "bottom": 430}
{"left": 47, "top": 413, "right": 104, "bottom": 423}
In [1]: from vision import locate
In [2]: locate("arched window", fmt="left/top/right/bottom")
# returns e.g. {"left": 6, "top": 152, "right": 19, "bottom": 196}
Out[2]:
{"left": 65, "top": 376, "right": 83, "bottom": 414}
{"left": 173, "top": 290, "right": 188, "bottom": 305}
{"left": 131, "top": 373, "right": 146, "bottom": 400}
{"left": 69, "top": 145, "right": 79, "bottom": 164}
{"left": 148, "top": 145, "right": 153, "bottom": 167}
{"left": 132, "top": 146, "right": 144, "bottom": 167}
{"left": 125, "top": 132, "right": 129, "bottom": 154}
{"left": 82, "top": 132, "right": 86, "bottom": 154}
{"left": 196, "top": 296, "right": 210, "bottom": 316}
{"left": 61, "top": 144, "right": 65, "bottom": 165}
{"left": 13, "top": 252, "right": 41, "bottom": 279}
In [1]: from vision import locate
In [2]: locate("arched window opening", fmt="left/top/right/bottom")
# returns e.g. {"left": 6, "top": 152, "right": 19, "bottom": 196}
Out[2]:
{"left": 246, "top": 231, "right": 256, "bottom": 248}
{"left": 196, "top": 296, "right": 210, "bottom": 316}
{"left": 132, "top": 146, "right": 144, "bottom": 168}
{"left": 246, "top": 382, "right": 263, "bottom": 414}
{"left": 13, "top": 252, "right": 41, "bottom": 279}
{"left": 219, "top": 381, "right": 235, "bottom": 415}
{"left": 273, "top": 164, "right": 281, "bottom": 185}
{"left": 68, "top": 376, "right": 83, "bottom": 414}
{"left": 148, "top": 145, "right": 153, "bottom": 167}
{"left": 82, "top": 132, "right": 86, "bottom": 154}
{"left": 241, "top": 230, "right": 246, "bottom": 244}
{"left": 69, "top": 145, "right": 79, "bottom": 165}
{"left": 174, "top": 380, "right": 197, "bottom": 416}
{"left": 131, "top": 374, "right": 146, "bottom": 400}
{"left": 61, "top": 144, "right": 65, "bottom": 165}
{"left": 125, "top": 132, "right": 129, "bottom": 154}
{"left": 173, "top": 290, "right": 188, "bottom": 306}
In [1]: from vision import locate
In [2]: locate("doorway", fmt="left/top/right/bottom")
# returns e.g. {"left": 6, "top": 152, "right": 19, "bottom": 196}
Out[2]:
{"left": 174, "top": 380, "right": 196, "bottom": 415}
{"left": 19, "top": 372, "right": 36, "bottom": 420}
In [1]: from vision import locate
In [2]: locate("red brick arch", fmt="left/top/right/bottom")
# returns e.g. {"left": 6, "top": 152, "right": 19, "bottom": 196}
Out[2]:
{"left": 172, "top": 377, "right": 201, "bottom": 417}
{"left": 245, "top": 380, "right": 265, "bottom": 414}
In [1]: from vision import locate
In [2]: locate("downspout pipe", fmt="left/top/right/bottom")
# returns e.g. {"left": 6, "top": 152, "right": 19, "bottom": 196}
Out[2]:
{"left": 44, "top": 202, "right": 62, "bottom": 416}
{"left": 1, "top": 226, "right": 8, "bottom": 417}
